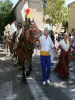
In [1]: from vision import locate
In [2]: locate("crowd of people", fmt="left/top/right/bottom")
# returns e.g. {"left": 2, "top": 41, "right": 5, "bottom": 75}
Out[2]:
{"left": 39, "top": 27, "right": 75, "bottom": 85}
{"left": 3, "top": 21, "right": 75, "bottom": 85}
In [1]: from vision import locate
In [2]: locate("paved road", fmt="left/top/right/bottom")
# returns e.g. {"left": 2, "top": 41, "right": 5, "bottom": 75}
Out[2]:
{"left": 0, "top": 45, "right": 75, "bottom": 100}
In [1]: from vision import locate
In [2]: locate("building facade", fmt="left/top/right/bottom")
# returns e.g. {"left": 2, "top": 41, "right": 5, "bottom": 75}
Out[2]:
{"left": 68, "top": 1, "right": 75, "bottom": 33}
{"left": 13, "top": 0, "right": 46, "bottom": 29}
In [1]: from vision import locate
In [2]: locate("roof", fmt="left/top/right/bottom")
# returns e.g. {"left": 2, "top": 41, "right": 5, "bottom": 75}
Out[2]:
{"left": 6, "top": 0, "right": 22, "bottom": 25}
{"left": 68, "top": 1, "right": 75, "bottom": 6}
{"left": 11, "top": 0, "right": 21, "bottom": 12}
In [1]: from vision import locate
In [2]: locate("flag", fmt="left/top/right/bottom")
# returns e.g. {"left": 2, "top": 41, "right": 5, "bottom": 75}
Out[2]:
{"left": 25, "top": 8, "right": 30, "bottom": 18}
{"left": 9, "top": 22, "right": 17, "bottom": 35}
{"left": 25, "top": 8, "right": 30, "bottom": 15}
{"left": 21, "top": 1, "right": 28, "bottom": 21}
{"left": 27, "top": 13, "right": 30, "bottom": 18}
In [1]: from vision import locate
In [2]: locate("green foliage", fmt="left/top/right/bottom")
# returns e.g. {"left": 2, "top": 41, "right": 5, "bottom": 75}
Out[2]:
{"left": 45, "top": 0, "right": 69, "bottom": 26}
{"left": 0, "top": 0, "right": 13, "bottom": 35}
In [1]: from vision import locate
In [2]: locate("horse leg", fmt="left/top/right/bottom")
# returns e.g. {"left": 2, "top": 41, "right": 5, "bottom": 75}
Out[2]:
{"left": 9, "top": 43, "right": 12, "bottom": 55}
{"left": 29, "top": 53, "right": 32, "bottom": 72}
{"left": 29, "top": 58, "right": 32, "bottom": 72}
{"left": 4, "top": 41, "right": 6, "bottom": 50}
{"left": 26, "top": 58, "right": 32, "bottom": 76}
{"left": 18, "top": 57, "right": 21, "bottom": 66}
{"left": 21, "top": 62, "right": 26, "bottom": 84}
{"left": 17, "top": 57, "right": 22, "bottom": 70}
{"left": 7, "top": 43, "right": 9, "bottom": 54}
{"left": 14, "top": 54, "right": 18, "bottom": 66}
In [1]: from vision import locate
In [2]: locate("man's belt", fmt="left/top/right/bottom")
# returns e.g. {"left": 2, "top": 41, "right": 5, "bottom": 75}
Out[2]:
{"left": 40, "top": 51, "right": 50, "bottom": 56}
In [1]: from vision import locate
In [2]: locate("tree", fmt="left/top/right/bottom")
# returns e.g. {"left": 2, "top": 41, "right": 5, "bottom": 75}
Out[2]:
{"left": 62, "top": 7, "right": 69, "bottom": 30}
{"left": 45, "top": 0, "right": 69, "bottom": 27}
{"left": 0, "top": 0, "right": 13, "bottom": 36}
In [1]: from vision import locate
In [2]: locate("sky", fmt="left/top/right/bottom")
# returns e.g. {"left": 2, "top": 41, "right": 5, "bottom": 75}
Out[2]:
{"left": 10, "top": 0, "right": 75, "bottom": 6}
{"left": 65, "top": 0, "right": 75, "bottom": 6}
{"left": 10, "top": 0, "right": 18, "bottom": 6}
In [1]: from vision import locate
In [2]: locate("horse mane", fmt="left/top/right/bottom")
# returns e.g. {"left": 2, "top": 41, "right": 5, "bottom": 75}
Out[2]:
{"left": 18, "top": 19, "right": 40, "bottom": 50}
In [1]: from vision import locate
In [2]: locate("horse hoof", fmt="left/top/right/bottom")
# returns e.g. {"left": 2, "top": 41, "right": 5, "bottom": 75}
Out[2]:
{"left": 14, "top": 64, "right": 17, "bottom": 67}
{"left": 22, "top": 79, "right": 27, "bottom": 84}
{"left": 26, "top": 71, "right": 30, "bottom": 76}
{"left": 29, "top": 68, "right": 32, "bottom": 72}
{"left": 18, "top": 67, "right": 21, "bottom": 71}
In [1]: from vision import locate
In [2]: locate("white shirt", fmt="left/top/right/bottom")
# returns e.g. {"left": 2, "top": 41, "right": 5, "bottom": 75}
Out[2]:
{"left": 9, "top": 23, "right": 17, "bottom": 35}
{"left": 59, "top": 39, "right": 70, "bottom": 52}
{"left": 39, "top": 35, "right": 54, "bottom": 52}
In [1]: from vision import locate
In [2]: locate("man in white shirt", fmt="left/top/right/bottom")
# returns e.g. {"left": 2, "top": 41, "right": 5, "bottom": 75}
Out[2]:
{"left": 39, "top": 27, "right": 54, "bottom": 85}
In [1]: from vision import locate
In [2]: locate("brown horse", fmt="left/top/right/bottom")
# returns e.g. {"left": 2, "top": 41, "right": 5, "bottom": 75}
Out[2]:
{"left": 3, "top": 32, "right": 11, "bottom": 53}
{"left": 3, "top": 30, "right": 17, "bottom": 56}
{"left": 16, "top": 25, "right": 39, "bottom": 83}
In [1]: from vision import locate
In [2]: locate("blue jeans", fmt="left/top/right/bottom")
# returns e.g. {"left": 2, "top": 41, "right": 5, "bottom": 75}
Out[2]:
{"left": 40, "top": 55, "right": 51, "bottom": 81}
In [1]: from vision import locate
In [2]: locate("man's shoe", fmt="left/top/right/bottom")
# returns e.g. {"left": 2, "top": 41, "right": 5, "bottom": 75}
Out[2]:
{"left": 46, "top": 80, "right": 51, "bottom": 84}
{"left": 43, "top": 81, "right": 46, "bottom": 85}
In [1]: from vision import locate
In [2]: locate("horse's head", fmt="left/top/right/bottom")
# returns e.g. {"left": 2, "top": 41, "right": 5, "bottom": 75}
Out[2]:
{"left": 23, "top": 23, "right": 40, "bottom": 43}
{"left": 22, "top": 26, "right": 33, "bottom": 41}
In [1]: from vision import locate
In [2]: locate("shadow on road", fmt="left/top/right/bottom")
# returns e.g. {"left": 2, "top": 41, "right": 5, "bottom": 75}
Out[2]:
{"left": 0, "top": 55, "right": 35, "bottom": 100}
{"left": 31, "top": 55, "right": 75, "bottom": 100}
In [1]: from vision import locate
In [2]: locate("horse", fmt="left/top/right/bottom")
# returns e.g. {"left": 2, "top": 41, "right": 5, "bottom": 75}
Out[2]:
{"left": 3, "top": 31, "right": 12, "bottom": 54}
{"left": 16, "top": 24, "right": 39, "bottom": 83}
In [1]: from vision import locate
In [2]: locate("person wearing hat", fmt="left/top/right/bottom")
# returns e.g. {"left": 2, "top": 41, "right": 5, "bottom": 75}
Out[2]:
{"left": 39, "top": 27, "right": 54, "bottom": 85}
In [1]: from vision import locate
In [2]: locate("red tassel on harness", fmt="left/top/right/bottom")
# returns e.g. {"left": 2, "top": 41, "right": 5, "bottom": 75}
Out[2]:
{"left": 25, "top": 8, "right": 30, "bottom": 15}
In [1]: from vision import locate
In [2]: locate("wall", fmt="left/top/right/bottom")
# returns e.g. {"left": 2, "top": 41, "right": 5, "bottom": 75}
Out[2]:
{"left": 15, "top": 0, "right": 44, "bottom": 28}
{"left": 16, "top": 0, "right": 24, "bottom": 26}
{"left": 68, "top": 2, "right": 75, "bottom": 33}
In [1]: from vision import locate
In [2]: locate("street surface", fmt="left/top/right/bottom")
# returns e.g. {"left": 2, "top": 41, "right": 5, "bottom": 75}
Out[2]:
{"left": 0, "top": 44, "right": 75, "bottom": 100}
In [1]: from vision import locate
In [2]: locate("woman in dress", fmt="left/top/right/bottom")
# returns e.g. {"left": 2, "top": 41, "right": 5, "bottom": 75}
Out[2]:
{"left": 54, "top": 33, "right": 70, "bottom": 78}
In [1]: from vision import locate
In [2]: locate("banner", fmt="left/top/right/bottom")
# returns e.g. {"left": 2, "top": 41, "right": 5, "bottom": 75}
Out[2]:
{"left": 9, "top": 23, "right": 17, "bottom": 35}
{"left": 21, "top": 1, "right": 28, "bottom": 21}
